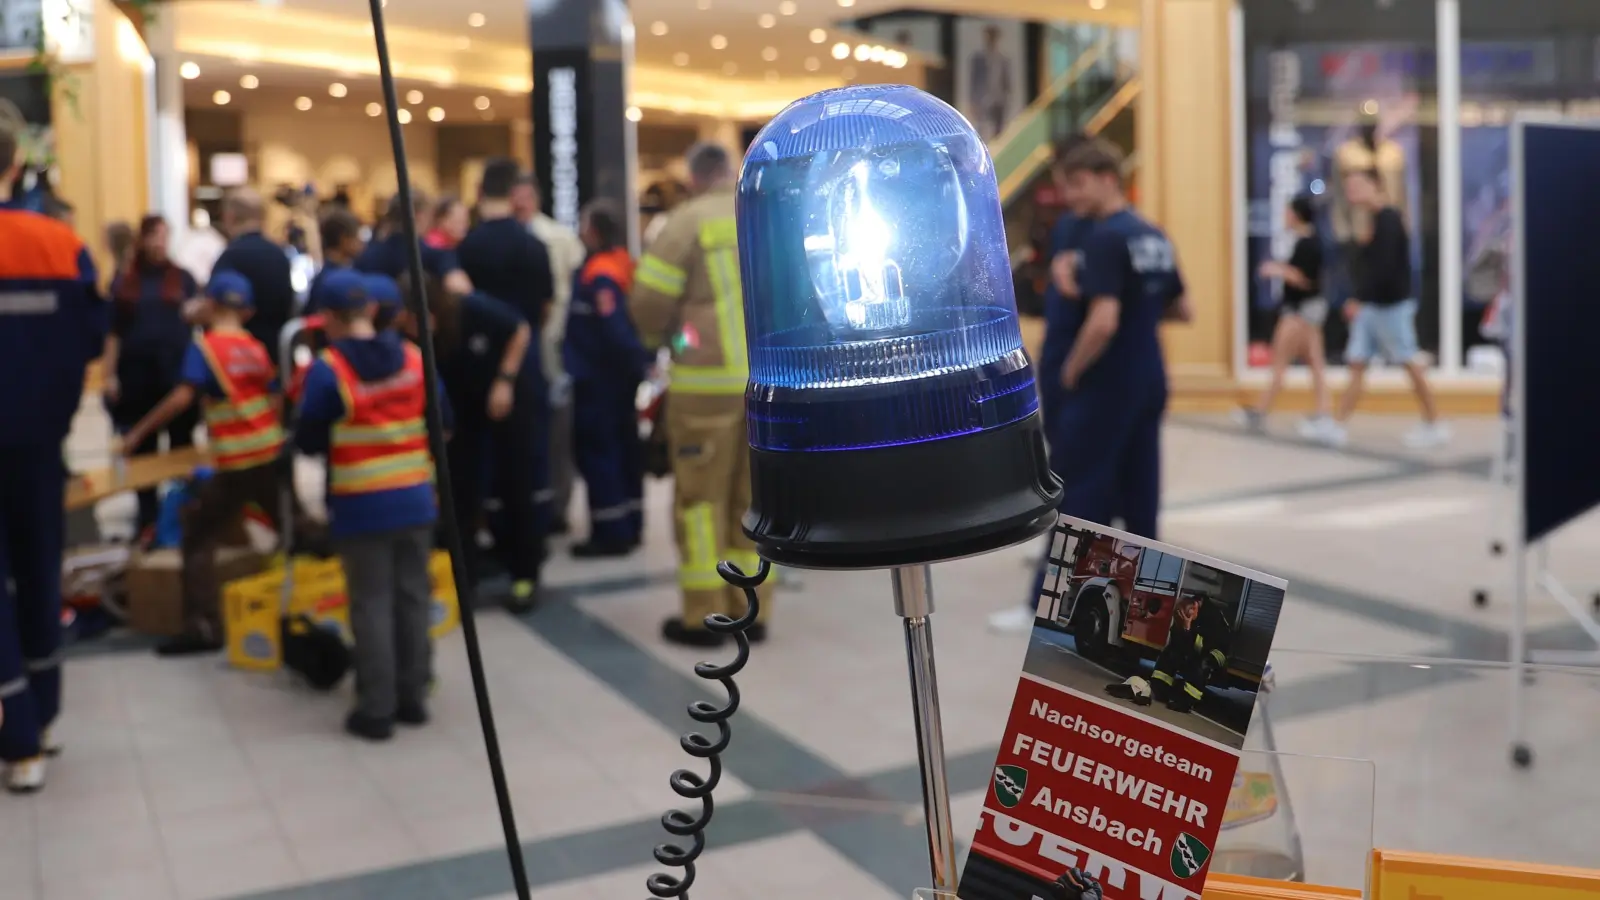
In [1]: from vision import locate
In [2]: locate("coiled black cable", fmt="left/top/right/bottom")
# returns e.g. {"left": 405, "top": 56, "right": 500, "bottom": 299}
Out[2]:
{"left": 645, "top": 558, "right": 770, "bottom": 900}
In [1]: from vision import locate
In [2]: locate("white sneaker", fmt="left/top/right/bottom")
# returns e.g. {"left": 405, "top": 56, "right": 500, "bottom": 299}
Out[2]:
{"left": 1403, "top": 421, "right": 1453, "bottom": 449}
{"left": 41, "top": 727, "right": 61, "bottom": 757}
{"left": 1296, "top": 416, "right": 1331, "bottom": 440}
{"left": 1303, "top": 417, "right": 1348, "bottom": 448}
{"left": 5, "top": 756, "right": 46, "bottom": 794}
{"left": 987, "top": 606, "right": 1038, "bottom": 634}
{"left": 1232, "top": 407, "right": 1266, "bottom": 432}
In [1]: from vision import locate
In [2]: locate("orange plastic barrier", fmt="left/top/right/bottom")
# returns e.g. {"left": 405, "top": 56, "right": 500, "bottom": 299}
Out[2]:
{"left": 1202, "top": 874, "right": 1360, "bottom": 899}
{"left": 1371, "top": 849, "right": 1600, "bottom": 900}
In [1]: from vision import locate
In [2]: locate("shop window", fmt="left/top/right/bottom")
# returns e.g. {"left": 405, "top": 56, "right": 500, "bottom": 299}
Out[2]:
{"left": 1458, "top": 3, "right": 1600, "bottom": 371}
{"left": 1240, "top": 0, "right": 1439, "bottom": 368}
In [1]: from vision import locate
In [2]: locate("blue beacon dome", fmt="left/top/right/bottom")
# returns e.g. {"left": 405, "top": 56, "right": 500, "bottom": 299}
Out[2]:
{"left": 736, "top": 84, "right": 1038, "bottom": 453}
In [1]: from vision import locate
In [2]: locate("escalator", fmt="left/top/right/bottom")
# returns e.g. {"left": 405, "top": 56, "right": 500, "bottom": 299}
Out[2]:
{"left": 991, "top": 37, "right": 1142, "bottom": 318}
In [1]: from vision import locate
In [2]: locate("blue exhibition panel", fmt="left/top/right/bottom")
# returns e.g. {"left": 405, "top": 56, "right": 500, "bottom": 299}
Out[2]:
{"left": 1517, "top": 121, "right": 1600, "bottom": 543}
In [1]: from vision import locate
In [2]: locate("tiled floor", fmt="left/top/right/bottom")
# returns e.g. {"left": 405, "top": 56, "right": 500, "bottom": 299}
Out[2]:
{"left": 7, "top": 407, "right": 1598, "bottom": 899}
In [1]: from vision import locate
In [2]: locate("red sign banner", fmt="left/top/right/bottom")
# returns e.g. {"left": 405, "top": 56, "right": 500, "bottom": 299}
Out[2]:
{"left": 970, "top": 674, "right": 1240, "bottom": 900}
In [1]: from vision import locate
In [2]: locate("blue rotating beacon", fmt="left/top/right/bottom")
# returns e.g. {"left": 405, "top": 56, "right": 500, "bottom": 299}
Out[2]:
{"left": 737, "top": 84, "right": 1062, "bottom": 569}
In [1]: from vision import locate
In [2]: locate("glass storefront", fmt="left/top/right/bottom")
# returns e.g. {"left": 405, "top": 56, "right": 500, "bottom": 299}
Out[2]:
{"left": 1240, "top": 0, "right": 1439, "bottom": 369}
{"left": 1238, "top": 0, "right": 1600, "bottom": 375}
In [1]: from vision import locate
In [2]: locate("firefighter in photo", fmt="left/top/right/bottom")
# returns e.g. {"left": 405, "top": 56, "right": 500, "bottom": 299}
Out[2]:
{"left": 1046, "top": 868, "right": 1104, "bottom": 900}
{"left": 632, "top": 142, "right": 774, "bottom": 648}
{"left": 0, "top": 123, "right": 109, "bottom": 793}
{"left": 565, "top": 199, "right": 650, "bottom": 556}
{"left": 1150, "top": 591, "right": 1233, "bottom": 714}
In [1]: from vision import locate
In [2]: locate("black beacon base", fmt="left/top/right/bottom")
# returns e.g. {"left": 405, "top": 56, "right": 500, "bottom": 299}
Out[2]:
{"left": 743, "top": 412, "right": 1064, "bottom": 570}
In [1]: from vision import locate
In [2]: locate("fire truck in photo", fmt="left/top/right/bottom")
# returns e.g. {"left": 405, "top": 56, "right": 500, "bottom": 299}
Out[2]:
{"left": 1035, "top": 526, "right": 1279, "bottom": 690}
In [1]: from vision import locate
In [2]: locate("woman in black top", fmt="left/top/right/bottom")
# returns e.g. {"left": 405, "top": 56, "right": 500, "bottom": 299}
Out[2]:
{"left": 101, "top": 215, "right": 202, "bottom": 538}
{"left": 1239, "top": 194, "right": 1329, "bottom": 431}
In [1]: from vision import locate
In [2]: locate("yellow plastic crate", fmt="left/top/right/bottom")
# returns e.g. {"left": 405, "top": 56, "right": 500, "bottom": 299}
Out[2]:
{"left": 224, "top": 551, "right": 460, "bottom": 673}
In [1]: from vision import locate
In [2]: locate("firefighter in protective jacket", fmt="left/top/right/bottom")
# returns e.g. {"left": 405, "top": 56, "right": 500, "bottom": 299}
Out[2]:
{"left": 1151, "top": 591, "right": 1233, "bottom": 713}
{"left": 631, "top": 143, "right": 774, "bottom": 648}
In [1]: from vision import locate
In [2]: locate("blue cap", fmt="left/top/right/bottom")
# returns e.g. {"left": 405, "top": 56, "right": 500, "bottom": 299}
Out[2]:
{"left": 736, "top": 84, "right": 1036, "bottom": 452}
{"left": 205, "top": 270, "right": 254, "bottom": 309}
{"left": 363, "top": 274, "right": 403, "bottom": 310}
{"left": 311, "top": 269, "right": 372, "bottom": 312}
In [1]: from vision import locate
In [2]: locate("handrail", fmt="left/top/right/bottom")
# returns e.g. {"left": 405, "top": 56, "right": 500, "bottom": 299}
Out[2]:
{"left": 989, "top": 32, "right": 1114, "bottom": 153}
{"left": 995, "top": 76, "right": 1143, "bottom": 204}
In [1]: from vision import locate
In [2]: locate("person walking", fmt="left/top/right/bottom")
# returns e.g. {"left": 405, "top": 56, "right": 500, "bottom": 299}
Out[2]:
{"left": 1236, "top": 194, "right": 1332, "bottom": 436}
{"left": 102, "top": 215, "right": 201, "bottom": 539}
{"left": 1315, "top": 168, "right": 1449, "bottom": 449}
{"left": 632, "top": 143, "right": 774, "bottom": 647}
{"left": 0, "top": 122, "right": 109, "bottom": 792}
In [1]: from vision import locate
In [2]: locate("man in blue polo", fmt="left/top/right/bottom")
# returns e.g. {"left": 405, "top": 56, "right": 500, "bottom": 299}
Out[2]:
{"left": 0, "top": 123, "right": 109, "bottom": 793}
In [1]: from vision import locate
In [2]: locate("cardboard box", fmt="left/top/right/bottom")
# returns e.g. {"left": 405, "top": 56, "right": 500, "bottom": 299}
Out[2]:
{"left": 224, "top": 551, "right": 459, "bottom": 672}
{"left": 125, "top": 547, "right": 266, "bottom": 637}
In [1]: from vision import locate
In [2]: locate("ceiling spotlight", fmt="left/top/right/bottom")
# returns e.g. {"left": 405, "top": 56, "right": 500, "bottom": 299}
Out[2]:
{"left": 722, "top": 61, "right": 738, "bottom": 75}
{"left": 398, "top": 108, "right": 412, "bottom": 124}
{"left": 832, "top": 41, "right": 850, "bottom": 60}
{"left": 804, "top": 56, "right": 820, "bottom": 71}
{"left": 710, "top": 34, "right": 727, "bottom": 50}
{"left": 295, "top": 96, "right": 313, "bottom": 111}
{"left": 810, "top": 28, "right": 827, "bottom": 43}
{"left": 212, "top": 90, "right": 231, "bottom": 105}
{"left": 869, "top": 45, "right": 886, "bottom": 62}
{"left": 853, "top": 44, "right": 870, "bottom": 61}
{"left": 239, "top": 74, "right": 259, "bottom": 89}
{"left": 762, "top": 46, "right": 778, "bottom": 61}
{"left": 406, "top": 89, "right": 423, "bottom": 104}
{"left": 179, "top": 61, "right": 200, "bottom": 80}
{"left": 779, "top": 0, "right": 797, "bottom": 13}
{"left": 697, "top": 0, "right": 711, "bottom": 7}
{"left": 625, "top": 105, "right": 643, "bottom": 122}
{"left": 329, "top": 82, "right": 348, "bottom": 98}
{"left": 467, "top": 12, "right": 485, "bottom": 26}
{"left": 474, "top": 95, "right": 490, "bottom": 110}
{"left": 650, "top": 20, "right": 668, "bottom": 35}
{"left": 1089, "top": 0, "right": 1107, "bottom": 7}
{"left": 758, "top": 13, "right": 775, "bottom": 27}
{"left": 888, "top": 51, "right": 908, "bottom": 68}
{"left": 837, "top": 0, "right": 855, "bottom": 6}
{"left": 366, "top": 102, "right": 382, "bottom": 116}
{"left": 673, "top": 51, "right": 690, "bottom": 66}
{"left": 428, "top": 106, "right": 445, "bottom": 122}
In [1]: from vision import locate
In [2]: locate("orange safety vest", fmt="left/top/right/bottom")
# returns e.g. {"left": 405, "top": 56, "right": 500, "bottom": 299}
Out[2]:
{"left": 323, "top": 343, "right": 434, "bottom": 496}
{"left": 197, "top": 330, "right": 285, "bottom": 472}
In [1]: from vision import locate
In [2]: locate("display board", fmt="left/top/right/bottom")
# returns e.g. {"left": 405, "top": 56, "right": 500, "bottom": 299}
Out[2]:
{"left": 1513, "top": 120, "right": 1600, "bottom": 543}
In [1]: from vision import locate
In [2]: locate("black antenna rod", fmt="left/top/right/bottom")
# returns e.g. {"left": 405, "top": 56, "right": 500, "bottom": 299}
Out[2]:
{"left": 364, "top": 2, "right": 533, "bottom": 896}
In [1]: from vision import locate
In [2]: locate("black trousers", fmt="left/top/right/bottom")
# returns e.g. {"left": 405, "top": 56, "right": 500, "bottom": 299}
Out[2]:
{"left": 109, "top": 353, "right": 198, "bottom": 533}
{"left": 448, "top": 407, "right": 548, "bottom": 586}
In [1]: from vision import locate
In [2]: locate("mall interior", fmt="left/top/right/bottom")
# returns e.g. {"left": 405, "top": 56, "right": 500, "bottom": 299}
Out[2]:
{"left": 3, "top": 0, "right": 1600, "bottom": 897}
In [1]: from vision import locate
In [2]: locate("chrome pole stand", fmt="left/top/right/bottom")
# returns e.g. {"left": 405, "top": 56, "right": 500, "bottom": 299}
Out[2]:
{"left": 892, "top": 565, "right": 958, "bottom": 894}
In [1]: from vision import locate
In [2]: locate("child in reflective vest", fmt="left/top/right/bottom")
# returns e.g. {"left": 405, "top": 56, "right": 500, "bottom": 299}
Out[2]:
{"left": 121, "top": 270, "right": 312, "bottom": 657}
{"left": 293, "top": 270, "right": 450, "bottom": 741}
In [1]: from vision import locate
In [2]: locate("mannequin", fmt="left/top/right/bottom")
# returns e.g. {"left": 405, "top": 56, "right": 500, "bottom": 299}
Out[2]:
{"left": 1332, "top": 115, "right": 1409, "bottom": 243}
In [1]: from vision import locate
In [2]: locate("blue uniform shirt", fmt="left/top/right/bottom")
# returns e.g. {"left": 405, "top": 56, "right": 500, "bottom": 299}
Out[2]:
{"left": 564, "top": 248, "right": 649, "bottom": 386}
{"left": 295, "top": 330, "right": 451, "bottom": 539}
{"left": 354, "top": 233, "right": 460, "bottom": 284}
{"left": 0, "top": 204, "right": 108, "bottom": 445}
{"left": 1038, "top": 212, "right": 1096, "bottom": 411}
{"left": 456, "top": 218, "right": 554, "bottom": 326}
{"left": 1074, "top": 209, "right": 1185, "bottom": 399}
{"left": 439, "top": 293, "right": 538, "bottom": 425}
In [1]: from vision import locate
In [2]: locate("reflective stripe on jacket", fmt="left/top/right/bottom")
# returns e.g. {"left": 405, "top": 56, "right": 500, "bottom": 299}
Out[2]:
{"left": 323, "top": 343, "right": 433, "bottom": 495}
{"left": 198, "top": 331, "right": 285, "bottom": 471}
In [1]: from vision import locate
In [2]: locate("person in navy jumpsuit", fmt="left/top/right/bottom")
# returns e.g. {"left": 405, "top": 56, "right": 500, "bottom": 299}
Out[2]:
{"left": 566, "top": 200, "right": 650, "bottom": 557}
{"left": 1053, "top": 138, "right": 1189, "bottom": 540}
{"left": 0, "top": 123, "right": 109, "bottom": 792}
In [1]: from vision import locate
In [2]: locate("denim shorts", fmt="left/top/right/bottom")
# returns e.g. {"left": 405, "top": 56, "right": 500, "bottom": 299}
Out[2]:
{"left": 1345, "top": 299, "right": 1420, "bottom": 365}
